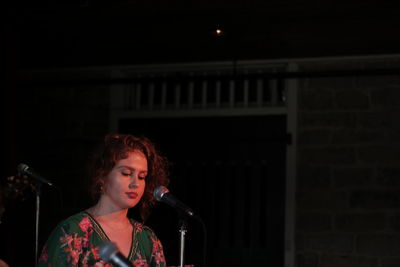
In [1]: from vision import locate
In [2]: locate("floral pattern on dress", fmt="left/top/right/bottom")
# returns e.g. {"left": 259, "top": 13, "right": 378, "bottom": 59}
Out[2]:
{"left": 133, "top": 251, "right": 149, "bottom": 267}
{"left": 150, "top": 236, "right": 165, "bottom": 265}
{"left": 39, "top": 212, "right": 166, "bottom": 267}
{"left": 39, "top": 244, "right": 49, "bottom": 263}
{"left": 134, "top": 221, "right": 144, "bottom": 233}
{"left": 58, "top": 216, "right": 97, "bottom": 267}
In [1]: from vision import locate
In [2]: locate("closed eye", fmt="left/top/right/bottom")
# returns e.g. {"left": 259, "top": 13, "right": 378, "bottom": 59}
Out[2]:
{"left": 121, "top": 170, "right": 147, "bottom": 180}
{"left": 139, "top": 173, "right": 147, "bottom": 180}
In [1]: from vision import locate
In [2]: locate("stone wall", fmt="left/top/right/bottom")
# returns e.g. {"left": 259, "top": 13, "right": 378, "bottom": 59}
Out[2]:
{"left": 296, "top": 59, "right": 400, "bottom": 267}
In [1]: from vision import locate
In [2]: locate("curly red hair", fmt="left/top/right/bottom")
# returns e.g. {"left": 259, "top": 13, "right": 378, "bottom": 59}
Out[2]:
{"left": 88, "top": 133, "right": 169, "bottom": 221}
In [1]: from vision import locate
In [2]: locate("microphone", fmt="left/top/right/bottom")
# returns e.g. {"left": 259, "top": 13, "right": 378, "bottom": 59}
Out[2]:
{"left": 99, "top": 241, "right": 134, "bottom": 267}
{"left": 17, "top": 163, "right": 54, "bottom": 187}
{"left": 153, "top": 186, "right": 197, "bottom": 218}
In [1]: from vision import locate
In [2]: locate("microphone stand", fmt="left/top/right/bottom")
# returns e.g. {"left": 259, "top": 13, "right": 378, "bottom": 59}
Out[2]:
{"left": 34, "top": 182, "right": 42, "bottom": 267}
{"left": 178, "top": 216, "right": 188, "bottom": 267}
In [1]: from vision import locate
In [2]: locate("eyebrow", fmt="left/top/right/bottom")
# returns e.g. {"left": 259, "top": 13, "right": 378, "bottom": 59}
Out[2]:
{"left": 116, "top": 166, "right": 148, "bottom": 172}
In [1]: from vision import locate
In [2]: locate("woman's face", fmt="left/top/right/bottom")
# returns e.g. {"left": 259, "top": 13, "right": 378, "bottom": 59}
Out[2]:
{"left": 102, "top": 150, "right": 148, "bottom": 210}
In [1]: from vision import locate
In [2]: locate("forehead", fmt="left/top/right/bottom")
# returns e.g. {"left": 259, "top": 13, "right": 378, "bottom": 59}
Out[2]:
{"left": 115, "top": 150, "right": 148, "bottom": 169}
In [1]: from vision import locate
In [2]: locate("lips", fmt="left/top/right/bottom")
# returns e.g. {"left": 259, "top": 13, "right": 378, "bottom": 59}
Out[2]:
{"left": 126, "top": 192, "right": 138, "bottom": 199}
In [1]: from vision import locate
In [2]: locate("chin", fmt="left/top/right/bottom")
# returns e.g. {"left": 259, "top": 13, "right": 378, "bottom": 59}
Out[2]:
{"left": 127, "top": 201, "right": 140, "bottom": 208}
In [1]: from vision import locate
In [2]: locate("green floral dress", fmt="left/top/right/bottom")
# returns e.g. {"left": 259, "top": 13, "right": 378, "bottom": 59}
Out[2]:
{"left": 38, "top": 211, "right": 166, "bottom": 267}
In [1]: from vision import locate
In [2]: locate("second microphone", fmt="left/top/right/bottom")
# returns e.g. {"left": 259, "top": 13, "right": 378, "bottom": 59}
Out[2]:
{"left": 153, "top": 186, "right": 199, "bottom": 219}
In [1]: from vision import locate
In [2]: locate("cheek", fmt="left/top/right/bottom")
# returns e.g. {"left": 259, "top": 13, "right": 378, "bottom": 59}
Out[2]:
{"left": 105, "top": 176, "right": 123, "bottom": 193}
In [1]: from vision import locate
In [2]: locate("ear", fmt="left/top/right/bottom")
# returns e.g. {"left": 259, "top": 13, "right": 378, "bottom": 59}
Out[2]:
{"left": 99, "top": 177, "right": 107, "bottom": 194}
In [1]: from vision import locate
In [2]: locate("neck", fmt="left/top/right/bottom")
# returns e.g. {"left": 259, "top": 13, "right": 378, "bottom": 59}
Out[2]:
{"left": 88, "top": 196, "right": 129, "bottom": 223}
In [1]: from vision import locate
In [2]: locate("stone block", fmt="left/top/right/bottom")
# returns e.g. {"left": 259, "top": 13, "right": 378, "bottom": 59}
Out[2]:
{"left": 297, "top": 190, "right": 349, "bottom": 211}
{"left": 376, "top": 167, "right": 400, "bottom": 187}
{"left": 389, "top": 213, "right": 400, "bottom": 231}
{"left": 297, "top": 212, "right": 332, "bottom": 232}
{"left": 371, "top": 87, "right": 400, "bottom": 107}
{"left": 331, "top": 129, "right": 384, "bottom": 145}
{"left": 298, "top": 129, "right": 332, "bottom": 145}
{"left": 334, "top": 213, "right": 386, "bottom": 232}
{"left": 357, "top": 75, "right": 400, "bottom": 89}
{"left": 302, "top": 234, "right": 353, "bottom": 253}
{"left": 381, "top": 257, "right": 400, "bottom": 267}
{"left": 350, "top": 190, "right": 400, "bottom": 210}
{"left": 296, "top": 234, "right": 306, "bottom": 250}
{"left": 299, "top": 88, "right": 334, "bottom": 110}
{"left": 357, "top": 145, "right": 400, "bottom": 164}
{"left": 385, "top": 129, "right": 400, "bottom": 142}
{"left": 299, "top": 147, "right": 356, "bottom": 165}
{"left": 333, "top": 167, "right": 373, "bottom": 188}
{"left": 298, "top": 165, "right": 331, "bottom": 189}
{"left": 303, "top": 77, "right": 356, "bottom": 91}
{"left": 357, "top": 234, "right": 400, "bottom": 256}
{"left": 356, "top": 110, "right": 400, "bottom": 131}
{"left": 320, "top": 254, "right": 378, "bottom": 267}
{"left": 296, "top": 252, "right": 319, "bottom": 267}
{"left": 334, "top": 89, "right": 370, "bottom": 110}
{"left": 300, "top": 111, "right": 357, "bottom": 128}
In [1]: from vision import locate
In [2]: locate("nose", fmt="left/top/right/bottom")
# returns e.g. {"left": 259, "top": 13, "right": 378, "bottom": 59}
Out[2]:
{"left": 129, "top": 175, "right": 139, "bottom": 189}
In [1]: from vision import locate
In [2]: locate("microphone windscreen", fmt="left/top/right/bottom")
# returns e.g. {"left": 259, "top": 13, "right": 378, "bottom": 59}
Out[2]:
{"left": 99, "top": 241, "right": 117, "bottom": 262}
{"left": 17, "top": 163, "right": 29, "bottom": 174}
{"left": 153, "top": 186, "right": 169, "bottom": 201}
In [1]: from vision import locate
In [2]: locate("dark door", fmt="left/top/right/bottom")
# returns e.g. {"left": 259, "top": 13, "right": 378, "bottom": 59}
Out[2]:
{"left": 120, "top": 115, "right": 287, "bottom": 267}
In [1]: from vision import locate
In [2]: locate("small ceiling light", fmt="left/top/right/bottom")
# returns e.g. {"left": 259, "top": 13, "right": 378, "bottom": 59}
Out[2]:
{"left": 215, "top": 28, "right": 224, "bottom": 36}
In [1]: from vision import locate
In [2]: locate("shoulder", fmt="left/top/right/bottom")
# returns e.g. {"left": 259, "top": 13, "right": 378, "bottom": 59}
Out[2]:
{"left": 131, "top": 220, "right": 163, "bottom": 248}
{"left": 52, "top": 211, "right": 94, "bottom": 235}
{"left": 131, "top": 220, "right": 165, "bottom": 261}
{"left": 131, "top": 220, "right": 157, "bottom": 237}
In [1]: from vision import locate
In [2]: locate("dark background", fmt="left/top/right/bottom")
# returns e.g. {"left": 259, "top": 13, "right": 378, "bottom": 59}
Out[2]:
{"left": 2, "top": 1, "right": 400, "bottom": 267}
{"left": 3, "top": 0, "right": 400, "bottom": 69}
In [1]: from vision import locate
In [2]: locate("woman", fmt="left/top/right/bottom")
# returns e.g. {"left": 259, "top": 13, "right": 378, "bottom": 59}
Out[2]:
{"left": 39, "top": 134, "right": 169, "bottom": 267}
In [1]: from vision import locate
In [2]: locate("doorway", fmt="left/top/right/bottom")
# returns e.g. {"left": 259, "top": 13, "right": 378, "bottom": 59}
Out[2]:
{"left": 120, "top": 114, "right": 287, "bottom": 267}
